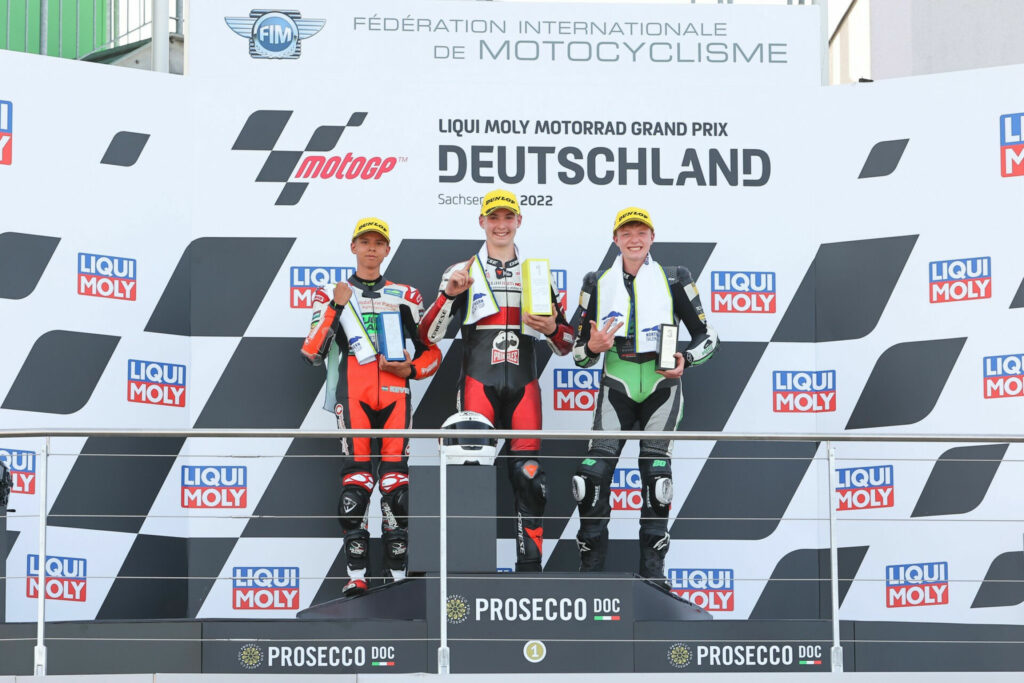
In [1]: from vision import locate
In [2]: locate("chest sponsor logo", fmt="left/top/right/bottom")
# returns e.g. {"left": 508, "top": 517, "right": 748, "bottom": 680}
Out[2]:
{"left": 553, "top": 368, "right": 600, "bottom": 411}
{"left": 983, "top": 353, "right": 1024, "bottom": 398}
{"left": 181, "top": 465, "right": 248, "bottom": 508}
{"left": 669, "top": 568, "right": 734, "bottom": 611}
{"left": 290, "top": 266, "right": 353, "bottom": 308}
{"left": 128, "top": 359, "right": 186, "bottom": 407}
{"left": 711, "top": 271, "right": 776, "bottom": 313}
{"left": 1000, "top": 112, "right": 1024, "bottom": 177}
{"left": 491, "top": 330, "right": 520, "bottom": 365}
{"left": 78, "top": 253, "right": 137, "bottom": 301}
{"left": 929, "top": 257, "right": 990, "bottom": 303}
{"left": 772, "top": 370, "right": 835, "bottom": 413}
{"left": 886, "top": 561, "right": 948, "bottom": 608}
{"left": 0, "top": 448, "right": 36, "bottom": 494}
{"left": 0, "top": 100, "right": 11, "bottom": 165}
{"left": 27, "top": 554, "right": 87, "bottom": 602}
{"left": 233, "top": 566, "right": 300, "bottom": 610}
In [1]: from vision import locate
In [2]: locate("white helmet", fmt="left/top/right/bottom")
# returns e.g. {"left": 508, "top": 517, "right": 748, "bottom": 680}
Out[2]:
{"left": 439, "top": 411, "right": 498, "bottom": 465}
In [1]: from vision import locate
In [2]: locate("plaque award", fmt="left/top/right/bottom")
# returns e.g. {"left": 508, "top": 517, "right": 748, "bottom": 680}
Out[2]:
{"left": 379, "top": 311, "right": 406, "bottom": 362}
{"left": 521, "top": 258, "right": 553, "bottom": 316}
{"left": 657, "top": 323, "right": 679, "bottom": 371}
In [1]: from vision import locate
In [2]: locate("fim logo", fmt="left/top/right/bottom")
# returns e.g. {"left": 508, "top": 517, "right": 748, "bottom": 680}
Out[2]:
{"left": 225, "top": 10, "right": 325, "bottom": 60}
{"left": 233, "top": 567, "right": 300, "bottom": 610}
{"left": 26, "top": 554, "right": 87, "bottom": 602}
{"left": 773, "top": 370, "right": 836, "bottom": 413}
{"left": 610, "top": 468, "right": 642, "bottom": 511}
{"left": 128, "top": 359, "right": 186, "bottom": 407}
{"left": 553, "top": 368, "right": 601, "bottom": 411}
{"left": 0, "top": 99, "right": 11, "bottom": 165}
{"left": 669, "top": 568, "right": 734, "bottom": 611}
{"left": 290, "top": 266, "right": 354, "bottom": 308}
{"left": 983, "top": 353, "right": 1024, "bottom": 399}
{"left": 238, "top": 643, "right": 265, "bottom": 670}
{"left": 836, "top": 465, "right": 894, "bottom": 511}
{"left": 711, "top": 271, "right": 776, "bottom": 313}
{"left": 78, "top": 253, "right": 137, "bottom": 301}
{"left": 181, "top": 465, "right": 247, "bottom": 508}
{"left": 667, "top": 643, "right": 693, "bottom": 669}
{"left": 1000, "top": 112, "right": 1024, "bottom": 177}
{"left": 0, "top": 448, "right": 36, "bottom": 494}
{"left": 929, "top": 257, "right": 991, "bottom": 303}
{"left": 886, "top": 561, "right": 948, "bottom": 608}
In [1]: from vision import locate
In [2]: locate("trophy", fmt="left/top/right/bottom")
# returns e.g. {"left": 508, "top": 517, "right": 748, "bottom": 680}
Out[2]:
{"left": 378, "top": 311, "right": 406, "bottom": 362}
{"left": 521, "top": 258, "right": 553, "bottom": 316}
{"left": 656, "top": 323, "right": 679, "bottom": 371}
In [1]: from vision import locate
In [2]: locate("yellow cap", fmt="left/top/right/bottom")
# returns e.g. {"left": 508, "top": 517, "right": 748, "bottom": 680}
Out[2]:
{"left": 480, "top": 189, "right": 520, "bottom": 216}
{"left": 613, "top": 207, "right": 654, "bottom": 234}
{"left": 352, "top": 217, "right": 390, "bottom": 242}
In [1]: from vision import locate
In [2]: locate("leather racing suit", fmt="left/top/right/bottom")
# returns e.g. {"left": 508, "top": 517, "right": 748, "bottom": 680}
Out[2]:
{"left": 301, "top": 275, "right": 441, "bottom": 583}
{"left": 420, "top": 254, "right": 574, "bottom": 571}
{"left": 571, "top": 263, "right": 718, "bottom": 581}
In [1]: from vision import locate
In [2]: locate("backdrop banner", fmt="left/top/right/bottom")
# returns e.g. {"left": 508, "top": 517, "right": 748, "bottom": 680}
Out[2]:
{"left": 1, "top": 1, "right": 1022, "bottom": 637}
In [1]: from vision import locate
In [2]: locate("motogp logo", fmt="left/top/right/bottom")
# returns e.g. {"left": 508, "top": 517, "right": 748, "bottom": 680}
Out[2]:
{"left": 225, "top": 10, "right": 325, "bottom": 60}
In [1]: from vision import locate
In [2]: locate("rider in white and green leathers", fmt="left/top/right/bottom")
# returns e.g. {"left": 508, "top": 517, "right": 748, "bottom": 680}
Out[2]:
{"left": 570, "top": 207, "right": 718, "bottom": 585}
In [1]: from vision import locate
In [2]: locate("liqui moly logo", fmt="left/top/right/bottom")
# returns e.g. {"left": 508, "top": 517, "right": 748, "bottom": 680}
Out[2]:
{"left": 928, "top": 257, "right": 991, "bottom": 303}
{"left": 233, "top": 566, "right": 300, "bottom": 610}
{"left": 0, "top": 448, "right": 36, "bottom": 494}
{"left": 77, "top": 253, "right": 137, "bottom": 301}
{"left": 610, "top": 468, "right": 642, "bottom": 510}
{"left": 1000, "top": 112, "right": 1024, "bottom": 177}
{"left": 0, "top": 100, "right": 11, "bottom": 165}
{"left": 886, "top": 561, "right": 948, "bottom": 608}
{"left": 26, "top": 554, "right": 87, "bottom": 602}
{"left": 835, "top": 465, "right": 893, "bottom": 511}
{"left": 669, "top": 568, "right": 735, "bottom": 611}
{"left": 181, "top": 466, "right": 247, "bottom": 508}
{"left": 711, "top": 271, "right": 776, "bottom": 313}
{"left": 127, "top": 359, "right": 187, "bottom": 407}
{"left": 552, "top": 269, "right": 568, "bottom": 314}
{"left": 772, "top": 371, "right": 836, "bottom": 413}
{"left": 983, "top": 354, "right": 1024, "bottom": 399}
{"left": 553, "top": 368, "right": 601, "bottom": 411}
{"left": 290, "top": 266, "right": 354, "bottom": 308}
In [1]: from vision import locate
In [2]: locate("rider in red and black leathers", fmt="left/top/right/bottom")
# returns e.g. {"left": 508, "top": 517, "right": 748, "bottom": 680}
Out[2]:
{"left": 419, "top": 190, "right": 574, "bottom": 571}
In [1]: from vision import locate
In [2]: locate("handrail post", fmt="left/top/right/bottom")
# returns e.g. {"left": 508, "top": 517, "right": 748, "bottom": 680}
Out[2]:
{"left": 34, "top": 436, "right": 49, "bottom": 676}
{"left": 438, "top": 442, "right": 450, "bottom": 675}
{"left": 826, "top": 440, "right": 843, "bottom": 672}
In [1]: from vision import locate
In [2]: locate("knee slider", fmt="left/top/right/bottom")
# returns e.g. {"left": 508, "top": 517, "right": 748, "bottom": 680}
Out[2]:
{"left": 338, "top": 485, "right": 371, "bottom": 532}
{"left": 573, "top": 458, "right": 612, "bottom": 512}
{"left": 645, "top": 475, "right": 673, "bottom": 517}
{"left": 511, "top": 459, "right": 547, "bottom": 510}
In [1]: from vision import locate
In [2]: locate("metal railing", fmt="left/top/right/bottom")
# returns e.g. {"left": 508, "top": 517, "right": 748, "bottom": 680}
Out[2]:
{"left": 1, "top": 427, "right": 1022, "bottom": 676}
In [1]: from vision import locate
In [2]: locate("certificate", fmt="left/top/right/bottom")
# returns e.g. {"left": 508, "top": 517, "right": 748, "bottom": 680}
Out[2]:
{"left": 656, "top": 323, "right": 679, "bottom": 372}
{"left": 379, "top": 311, "right": 406, "bottom": 362}
{"left": 521, "top": 258, "right": 553, "bottom": 316}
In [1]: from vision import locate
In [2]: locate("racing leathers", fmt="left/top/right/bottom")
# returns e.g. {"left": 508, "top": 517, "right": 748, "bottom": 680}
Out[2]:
{"left": 301, "top": 275, "right": 441, "bottom": 587}
{"left": 420, "top": 255, "right": 574, "bottom": 571}
{"left": 571, "top": 262, "right": 718, "bottom": 581}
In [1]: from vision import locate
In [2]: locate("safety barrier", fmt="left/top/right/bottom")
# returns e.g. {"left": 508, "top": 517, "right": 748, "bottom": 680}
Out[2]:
{"left": 1, "top": 428, "right": 1022, "bottom": 676}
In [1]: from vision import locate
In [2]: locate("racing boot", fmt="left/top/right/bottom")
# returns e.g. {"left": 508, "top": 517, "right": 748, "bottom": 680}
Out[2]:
{"left": 342, "top": 528, "right": 371, "bottom": 597}
{"left": 577, "top": 529, "right": 608, "bottom": 572}
{"left": 639, "top": 531, "right": 671, "bottom": 591}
